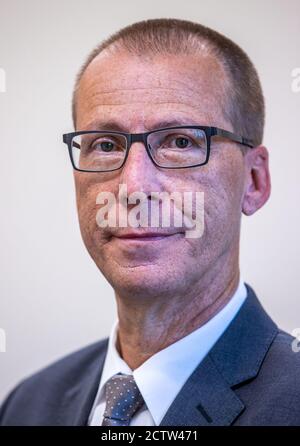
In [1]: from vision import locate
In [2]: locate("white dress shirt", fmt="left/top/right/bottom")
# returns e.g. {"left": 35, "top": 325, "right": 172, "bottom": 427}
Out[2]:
{"left": 88, "top": 277, "right": 248, "bottom": 426}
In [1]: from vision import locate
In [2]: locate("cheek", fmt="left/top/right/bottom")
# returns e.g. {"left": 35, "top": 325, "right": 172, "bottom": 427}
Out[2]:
{"left": 75, "top": 179, "right": 110, "bottom": 246}
{"left": 184, "top": 153, "right": 244, "bottom": 239}
{"left": 204, "top": 158, "right": 245, "bottom": 240}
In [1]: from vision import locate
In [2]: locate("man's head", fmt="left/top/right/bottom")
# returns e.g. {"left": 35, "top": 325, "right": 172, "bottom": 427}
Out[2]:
{"left": 71, "top": 18, "right": 270, "bottom": 300}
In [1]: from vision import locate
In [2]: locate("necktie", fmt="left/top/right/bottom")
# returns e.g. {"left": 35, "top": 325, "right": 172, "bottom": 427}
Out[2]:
{"left": 101, "top": 373, "right": 145, "bottom": 426}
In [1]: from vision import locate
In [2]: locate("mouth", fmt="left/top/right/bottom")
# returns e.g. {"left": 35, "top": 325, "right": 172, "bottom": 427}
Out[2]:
{"left": 113, "top": 231, "right": 183, "bottom": 243}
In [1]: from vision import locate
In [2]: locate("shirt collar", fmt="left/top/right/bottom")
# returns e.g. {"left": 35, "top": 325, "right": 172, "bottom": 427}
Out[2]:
{"left": 93, "top": 276, "right": 247, "bottom": 426}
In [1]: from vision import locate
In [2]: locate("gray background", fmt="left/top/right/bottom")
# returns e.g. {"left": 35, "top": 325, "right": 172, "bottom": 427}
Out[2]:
{"left": 0, "top": 0, "right": 300, "bottom": 401}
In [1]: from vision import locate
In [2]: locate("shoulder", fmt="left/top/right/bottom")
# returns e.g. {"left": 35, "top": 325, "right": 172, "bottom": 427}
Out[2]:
{"left": 235, "top": 327, "right": 300, "bottom": 425}
{"left": 9, "top": 337, "right": 109, "bottom": 390}
{"left": 0, "top": 337, "right": 109, "bottom": 425}
{"left": 249, "top": 327, "right": 300, "bottom": 391}
{"left": 265, "top": 327, "right": 300, "bottom": 374}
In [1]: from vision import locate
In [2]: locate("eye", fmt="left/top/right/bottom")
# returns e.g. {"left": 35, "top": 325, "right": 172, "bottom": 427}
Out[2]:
{"left": 163, "top": 134, "right": 195, "bottom": 150}
{"left": 93, "top": 140, "right": 116, "bottom": 152}
{"left": 173, "top": 136, "right": 191, "bottom": 149}
{"left": 90, "top": 136, "right": 125, "bottom": 153}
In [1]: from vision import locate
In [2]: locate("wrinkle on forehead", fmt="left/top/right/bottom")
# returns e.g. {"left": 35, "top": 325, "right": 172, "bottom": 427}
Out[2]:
{"left": 81, "top": 85, "right": 198, "bottom": 104}
{"left": 82, "top": 106, "right": 217, "bottom": 133}
{"left": 81, "top": 79, "right": 208, "bottom": 99}
{"left": 76, "top": 51, "right": 230, "bottom": 130}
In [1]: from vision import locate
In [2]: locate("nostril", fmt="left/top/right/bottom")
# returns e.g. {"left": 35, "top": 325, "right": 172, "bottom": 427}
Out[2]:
{"left": 125, "top": 193, "right": 152, "bottom": 204}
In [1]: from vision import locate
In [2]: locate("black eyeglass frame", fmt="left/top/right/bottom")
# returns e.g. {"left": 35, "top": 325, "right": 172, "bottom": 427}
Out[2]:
{"left": 62, "top": 126, "right": 255, "bottom": 173}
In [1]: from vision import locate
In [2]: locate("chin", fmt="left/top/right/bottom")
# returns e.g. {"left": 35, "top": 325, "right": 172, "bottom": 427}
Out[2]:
{"left": 108, "top": 267, "right": 177, "bottom": 298}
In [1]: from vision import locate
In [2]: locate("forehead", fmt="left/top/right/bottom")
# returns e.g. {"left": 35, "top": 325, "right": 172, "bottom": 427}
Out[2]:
{"left": 75, "top": 49, "right": 230, "bottom": 131}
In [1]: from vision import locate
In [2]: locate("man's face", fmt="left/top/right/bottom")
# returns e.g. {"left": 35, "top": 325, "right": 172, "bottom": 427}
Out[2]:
{"left": 74, "top": 49, "right": 246, "bottom": 299}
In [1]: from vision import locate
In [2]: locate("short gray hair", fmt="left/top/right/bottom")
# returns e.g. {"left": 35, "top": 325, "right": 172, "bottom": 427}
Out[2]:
{"left": 72, "top": 18, "right": 265, "bottom": 148}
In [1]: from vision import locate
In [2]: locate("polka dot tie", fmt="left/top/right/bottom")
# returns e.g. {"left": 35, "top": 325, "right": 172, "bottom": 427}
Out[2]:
{"left": 101, "top": 373, "right": 145, "bottom": 426}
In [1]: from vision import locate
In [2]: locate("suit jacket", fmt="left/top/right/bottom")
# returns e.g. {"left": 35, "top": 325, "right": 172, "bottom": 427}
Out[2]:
{"left": 1, "top": 283, "right": 300, "bottom": 426}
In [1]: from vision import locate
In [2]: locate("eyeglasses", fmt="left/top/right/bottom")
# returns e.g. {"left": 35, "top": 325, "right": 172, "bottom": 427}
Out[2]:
{"left": 62, "top": 126, "right": 254, "bottom": 172}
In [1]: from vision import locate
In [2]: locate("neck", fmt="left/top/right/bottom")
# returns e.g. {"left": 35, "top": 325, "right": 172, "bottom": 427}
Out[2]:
{"left": 114, "top": 250, "right": 240, "bottom": 370}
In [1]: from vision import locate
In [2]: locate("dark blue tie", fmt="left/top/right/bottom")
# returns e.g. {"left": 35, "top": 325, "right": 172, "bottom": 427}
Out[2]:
{"left": 101, "top": 373, "right": 145, "bottom": 426}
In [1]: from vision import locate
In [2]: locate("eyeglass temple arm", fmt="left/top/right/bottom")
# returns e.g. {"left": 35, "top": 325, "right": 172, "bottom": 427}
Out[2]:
{"left": 63, "top": 134, "right": 81, "bottom": 149}
{"left": 211, "top": 127, "right": 255, "bottom": 148}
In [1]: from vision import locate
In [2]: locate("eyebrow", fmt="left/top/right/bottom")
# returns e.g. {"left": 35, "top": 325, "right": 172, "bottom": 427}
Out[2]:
{"left": 85, "top": 118, "right": 200, "bottom": 132}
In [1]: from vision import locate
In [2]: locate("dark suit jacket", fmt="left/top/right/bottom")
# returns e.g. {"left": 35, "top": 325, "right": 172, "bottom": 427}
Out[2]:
{"left": 1, "top": 283, "right": 300, "bottom": 426}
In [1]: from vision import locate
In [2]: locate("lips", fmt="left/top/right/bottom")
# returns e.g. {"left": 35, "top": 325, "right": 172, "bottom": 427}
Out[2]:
{"left": 114, "top": 231, "right": 181, "bottom": 239}
{"left": 114, "top": 231, "right": 180, "bottom": 242}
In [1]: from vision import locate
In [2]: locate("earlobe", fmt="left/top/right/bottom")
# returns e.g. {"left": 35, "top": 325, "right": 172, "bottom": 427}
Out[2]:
{"left": 242, "top": 192, "right": 257, "bottom": 216}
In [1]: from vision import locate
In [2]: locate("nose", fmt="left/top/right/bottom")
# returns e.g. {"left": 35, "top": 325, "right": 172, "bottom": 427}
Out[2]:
{"left": 119, "top": 141, "right": 162, "bottom": 200}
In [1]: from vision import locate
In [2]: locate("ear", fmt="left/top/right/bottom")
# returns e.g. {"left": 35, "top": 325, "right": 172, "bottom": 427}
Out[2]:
{"left": 242, "top": 145, "right": 271, "bottom": 216}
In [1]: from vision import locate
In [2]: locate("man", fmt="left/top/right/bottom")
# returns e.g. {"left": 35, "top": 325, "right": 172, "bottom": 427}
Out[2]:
{"left": 1, "top": 18, "right": 300, "bottom": 426}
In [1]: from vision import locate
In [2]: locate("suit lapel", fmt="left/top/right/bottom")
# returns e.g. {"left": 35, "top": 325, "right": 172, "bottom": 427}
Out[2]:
{"left": 160, "top": 284, "right": 278, "bottom": 426}
{"left": 56, "top": 340, "right": 109, "bottom": 426}
{"left": 159, "top": 354, "right": 245, "bottom": 426}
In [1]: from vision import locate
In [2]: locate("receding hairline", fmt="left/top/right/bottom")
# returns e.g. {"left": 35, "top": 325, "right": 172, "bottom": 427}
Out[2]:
{"left": 72, "top": 40, "right": 230, "bottom": 129}
{"left": 71, "top": 18, "right": 265, "bottom": 147}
